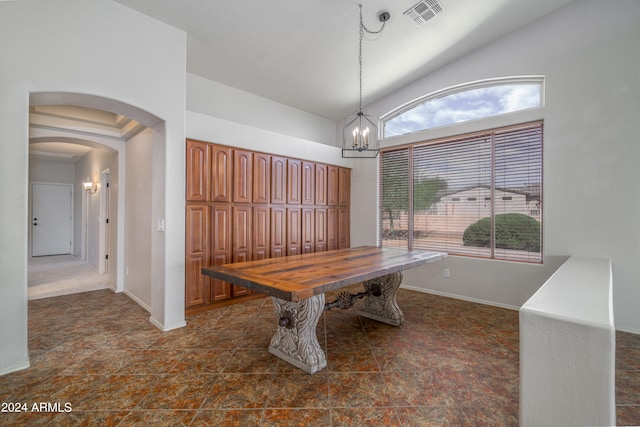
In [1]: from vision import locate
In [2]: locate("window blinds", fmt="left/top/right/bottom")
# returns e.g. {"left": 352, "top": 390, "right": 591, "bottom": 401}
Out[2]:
{"left": 379, "top": 149, "right": 409, "bottom": 249}
{"left": 379, "top": 122, "right": 543, "bottom": 263}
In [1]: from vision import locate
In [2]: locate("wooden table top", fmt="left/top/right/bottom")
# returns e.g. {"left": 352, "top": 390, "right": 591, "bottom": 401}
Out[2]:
{"left": 201, "top": 246, "right": 447, "bottom": 302}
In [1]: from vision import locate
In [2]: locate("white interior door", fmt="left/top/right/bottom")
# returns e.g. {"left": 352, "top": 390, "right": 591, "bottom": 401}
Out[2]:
{"left": 32, "top": 183, "right": 73, "bottom": 256}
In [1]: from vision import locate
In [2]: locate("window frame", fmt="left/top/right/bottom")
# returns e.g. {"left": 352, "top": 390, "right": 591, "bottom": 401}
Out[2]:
{"left": 378, "top": 120, "right": 544, "bottom": 264}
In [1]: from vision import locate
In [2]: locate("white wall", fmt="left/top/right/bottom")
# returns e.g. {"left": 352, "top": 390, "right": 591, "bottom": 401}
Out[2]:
{"left": 352, "top": 0, "right": 640, "bottom": 331}
{"left": 186, "top": 74, "right": 352, "bottom": 167}
{"left": 124, "top": 130, "right": 153, "bottom": 309}
{"left": 187, "top": 73, "right": 338, "bottom": 148}
{"left": 29, "top": 156, "right": 75, "bottom": 184}
{"left": 187, "top": 111, "right": 350, "bottom": 168}
{"left": 75, "top": 148, "right": 115, "bottom": 267}
{"left": 186, "top": 75, "right": 349, "bottom": 167}
{"left": 0, "top": 0, "right": 186, "bottom": 374}
{"left": 520, "top": 257, "right": 615, "bottom": 426}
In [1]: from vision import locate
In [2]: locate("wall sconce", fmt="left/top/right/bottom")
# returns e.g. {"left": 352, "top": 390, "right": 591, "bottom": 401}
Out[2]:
{"left": 83, "top": 179, "right": 97, "bottom": 194}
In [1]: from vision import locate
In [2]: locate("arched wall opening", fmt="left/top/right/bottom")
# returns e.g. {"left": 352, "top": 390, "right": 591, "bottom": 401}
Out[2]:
{"left": 29, "top": 92, "right": 168, "bottom": 321}
{"left": 0, "top": 0, "right": 187, "bottom": 375}
{"left": 28, "top": 136, "right": 117, "bottom": 298}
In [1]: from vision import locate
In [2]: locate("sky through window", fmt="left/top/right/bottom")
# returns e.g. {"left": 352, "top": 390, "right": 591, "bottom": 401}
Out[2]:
{"left": 384, "top": 83, "right": 542, "bottom": 137}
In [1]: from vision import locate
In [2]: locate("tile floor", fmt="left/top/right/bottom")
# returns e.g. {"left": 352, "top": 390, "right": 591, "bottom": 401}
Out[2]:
{"left": 1, "top": 288, "right": 638, "bottom": 426}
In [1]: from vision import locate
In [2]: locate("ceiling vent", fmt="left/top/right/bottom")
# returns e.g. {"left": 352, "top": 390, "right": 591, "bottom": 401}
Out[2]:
{"left": 404, "top": 0, "right": 444, "bottom": 26}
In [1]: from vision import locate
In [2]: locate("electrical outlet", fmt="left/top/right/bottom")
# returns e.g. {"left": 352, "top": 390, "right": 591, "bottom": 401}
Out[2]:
{"left": 444, "top": 268, "right": 450, "bottom": 278}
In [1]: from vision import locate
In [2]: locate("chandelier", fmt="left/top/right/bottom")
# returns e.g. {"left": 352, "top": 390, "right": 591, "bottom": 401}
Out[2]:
{"left": 342, "top": 5, "right": 390, "bottom": 158}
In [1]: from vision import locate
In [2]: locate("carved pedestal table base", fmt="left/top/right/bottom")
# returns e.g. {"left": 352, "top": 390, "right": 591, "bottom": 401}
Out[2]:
{"left": 268, "top": 272, "right": 404, "bottom": 373}
{"left": 355, "top": 272, "right": 404, "bottom": 326}
{"left": 269, "top": 294, "right": 327, "bottom": 374}
{"left": 202, "top": 246, "right": 447, "bottom": 374}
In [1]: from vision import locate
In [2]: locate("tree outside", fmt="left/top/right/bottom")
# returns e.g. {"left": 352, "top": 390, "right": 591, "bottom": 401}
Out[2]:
{"left": 380, "top": 153, "right": 447, "bottom": 240}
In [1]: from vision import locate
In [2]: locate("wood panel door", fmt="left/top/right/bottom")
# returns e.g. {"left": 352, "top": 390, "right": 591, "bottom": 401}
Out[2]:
{"left": 327, "top": 208, "right": 338, "bottom": 251}
{"left": 185, "top": 204, "right": 210, "bottom": 307}
{"left": 301, "top": 207, "right": 314, "bottom": 254}
{"left": 185, "top": 256, "right": 209, "bottom": 307}
{"left": 327, "top": 165, "right": 339, "bottom": 206}
{"left": 301, "top": 161, "right": 315, "bottom": 205}
{"left": 315, "top": 164, "right": 327, "bottom": 206}
{"left": 253, "top": 206, "right": 270, "bottom": 261}
{"left": 339, "top": 167, "right": 351, "bottom": 206}
{"left": 185, "top": 139, "right": 353, "bottom": 311}
{"left": 232, "top": 206, "right": 252, "bottom": 263}
{"left": 232, "top": 206, "right": 252, "bottom": 296}
{"left": 315, "top": 208, "right": 327, "bottom": 252}
{"left": 338, "top": 207, "right": 350, "bottom": 249}
{"left": 287, "top": 159, "right": 301, "bottom": 205}
{"left": 186, "top": 139, "right": 209, "bottom": 202}
{"left": 211, "top": 205, "right": 231, "bottom": 302}
{"left": 233, "top": 149, "right": 253, "bottom": 203}
{"left": 286, "top": 208, "right": 301, "bottom": 256}
{"left": 186, "top": 204, "right": 208, "bottom": 266}
{"left": 253, "top": 152, "right": 271, "bottom": 204}
{"left": 271, "top": 206, "right": 286, "bottom": 258}
{"left": 211, "top": 145, "right": 232, "bottom": 202}
{"left": 271, "top": 156, "right": 287, "bottom": 204}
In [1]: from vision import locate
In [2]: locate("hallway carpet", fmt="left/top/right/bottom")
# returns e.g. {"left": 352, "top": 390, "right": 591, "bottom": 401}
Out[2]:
{"left": 1, "top": 288, "right": 639, "bottom": 426}
{"left": 28, "top": 255, "right": 109, "bottom": 300}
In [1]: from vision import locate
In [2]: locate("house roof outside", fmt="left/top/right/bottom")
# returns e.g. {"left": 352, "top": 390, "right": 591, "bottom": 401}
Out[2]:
{"left": 438, "top": 184, "right": 541, "bottom": 202}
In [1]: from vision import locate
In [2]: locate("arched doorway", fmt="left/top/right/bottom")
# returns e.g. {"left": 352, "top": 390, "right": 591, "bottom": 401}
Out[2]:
{"left": 28, "top": 93, "right": 166, "bottom": 319}
{"left": 28, "top": 136, "right": 117, "bottom": 299}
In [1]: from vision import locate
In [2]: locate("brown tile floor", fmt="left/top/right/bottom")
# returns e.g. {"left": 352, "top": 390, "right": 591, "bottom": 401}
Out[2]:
{"left": 617, "top": 330, "right": 640, "bottom": 426}
{"left": 1, "top": 288, "right": 638, "bottom": 426}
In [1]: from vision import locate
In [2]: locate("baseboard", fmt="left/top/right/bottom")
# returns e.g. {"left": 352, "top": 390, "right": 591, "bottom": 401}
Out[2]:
{"left": 122, "top": 291, "right": 186, "bottom": 332}
{"left": 149, "top": 316, "right": 187, "bottom": 332}
{"left": 616, "top": 326, "right": 640, "bottom": 335}
{"left": 0, "top": 361, "right": 30, "bottom": 377}
{"left": 400, "top": 284, "right": 520, "bottom": 311}
{"left": 123, "top": 290, "right": 151, "bottom": 313}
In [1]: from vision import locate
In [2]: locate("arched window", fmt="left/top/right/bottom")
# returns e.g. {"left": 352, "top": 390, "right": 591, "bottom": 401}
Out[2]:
{"left": 383, "top": 77, "right": 543, "bottom": 137}
{"left": 379, "top": 77, "right": 544, "bottom": 263}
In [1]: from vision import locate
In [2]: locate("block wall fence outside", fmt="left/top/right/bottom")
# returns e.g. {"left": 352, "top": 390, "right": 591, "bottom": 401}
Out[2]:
{"left": 519, "top": 256, "right": 615, "bottom": 427}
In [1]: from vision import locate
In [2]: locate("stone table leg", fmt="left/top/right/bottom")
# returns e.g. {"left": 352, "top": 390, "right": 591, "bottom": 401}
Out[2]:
{"left": 269, "top": 294, "right": 327, "bottom": 374}
{"left": 356, "top": 271, "right": 404, "bottom": 326}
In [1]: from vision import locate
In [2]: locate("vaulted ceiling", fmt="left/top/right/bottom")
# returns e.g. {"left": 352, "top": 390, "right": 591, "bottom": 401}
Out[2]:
{"left": 115, "top": 0, "right": 573, "bottom": 120}
{"left": 30, "top": 0, "right": 574, "bottom": 159}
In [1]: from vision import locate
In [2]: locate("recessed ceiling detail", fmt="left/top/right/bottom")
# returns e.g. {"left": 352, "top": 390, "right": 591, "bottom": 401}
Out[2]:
{"left": 29, "top": 105, "right": 146, "bottom": 141}
{"left": 404, "top": 0, "right": 444, "bottom": 26}
{"left": 29, "top": 142, "right": 93, "bottom": 160}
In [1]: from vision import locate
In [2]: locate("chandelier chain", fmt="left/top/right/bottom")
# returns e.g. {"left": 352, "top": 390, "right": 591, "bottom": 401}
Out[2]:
{"left": 342, "top": 5, "right": 388, "bottom": 158}
{"left": 358, "top": 4, "right": 387, "bottom": 113}
{"left": 358, "top": 5, "right": 363, "bottom": 113}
